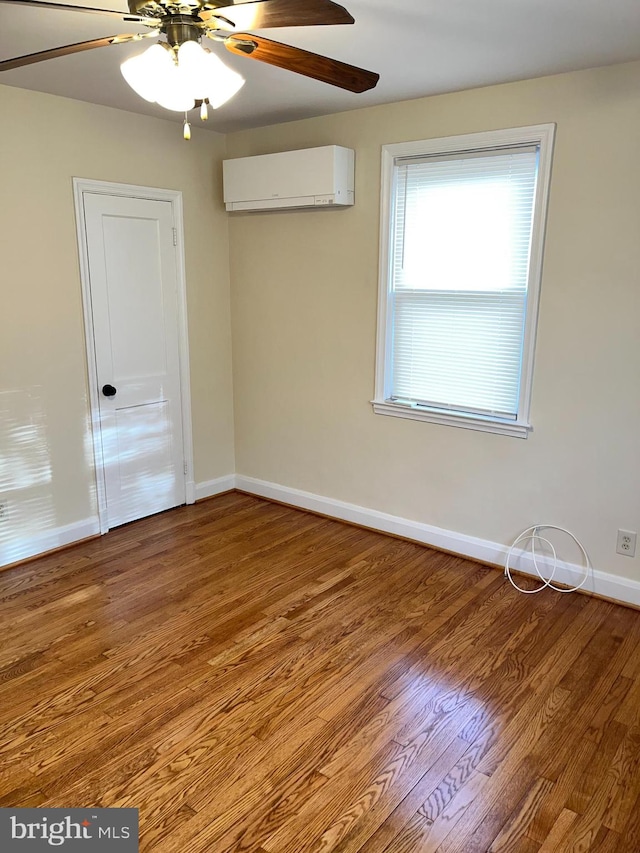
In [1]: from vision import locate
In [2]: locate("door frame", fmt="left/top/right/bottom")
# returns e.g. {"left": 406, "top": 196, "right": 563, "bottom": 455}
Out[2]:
{"left": 73, "top": 177, "right": 195, "bottom": 534}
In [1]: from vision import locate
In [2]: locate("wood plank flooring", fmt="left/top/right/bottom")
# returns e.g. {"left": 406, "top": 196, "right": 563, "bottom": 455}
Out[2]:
{"left": 1, "top": 492, "right": 640, "bottom": 851}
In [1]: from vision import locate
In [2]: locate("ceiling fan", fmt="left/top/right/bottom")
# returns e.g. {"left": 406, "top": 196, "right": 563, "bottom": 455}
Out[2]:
{"left": 0, "top": 0, "right": 380, "bottom": 136}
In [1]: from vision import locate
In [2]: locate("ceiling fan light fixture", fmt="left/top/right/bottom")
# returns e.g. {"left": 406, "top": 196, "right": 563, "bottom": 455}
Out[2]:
{"left": 120, "top": 39, "right": 244, "bottom": 116}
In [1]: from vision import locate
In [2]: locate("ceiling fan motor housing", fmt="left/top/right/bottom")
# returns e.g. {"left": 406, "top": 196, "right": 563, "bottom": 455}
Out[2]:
{"left": 163, "top": 15, "right": 203, "bottom": 47}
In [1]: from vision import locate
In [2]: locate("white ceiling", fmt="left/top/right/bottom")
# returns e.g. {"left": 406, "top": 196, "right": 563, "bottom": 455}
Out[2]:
{"left": 2, "top": 0, "right": 640, "bottom": 133}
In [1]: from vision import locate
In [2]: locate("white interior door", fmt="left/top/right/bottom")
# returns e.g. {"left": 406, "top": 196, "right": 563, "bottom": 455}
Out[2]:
{"left": 83, "top": 192, "right": 186, "bottom": 528}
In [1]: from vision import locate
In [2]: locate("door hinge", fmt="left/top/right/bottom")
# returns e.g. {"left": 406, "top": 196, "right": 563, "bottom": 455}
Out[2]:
{"left": 172, "top": 228, "right": 178, "bottom": 247}
{"left": 183, "top": 461, "right": 188, "bottom": 475}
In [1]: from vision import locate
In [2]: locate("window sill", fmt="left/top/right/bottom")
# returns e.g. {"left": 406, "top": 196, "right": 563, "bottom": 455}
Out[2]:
{"left": 371, "top": 400, "right": 532, "bottom": 439}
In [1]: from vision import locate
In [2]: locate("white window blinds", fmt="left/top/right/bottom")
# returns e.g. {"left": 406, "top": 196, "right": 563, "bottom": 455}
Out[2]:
{"left": 389, "top": 145, "right": 540, "bottom": 420}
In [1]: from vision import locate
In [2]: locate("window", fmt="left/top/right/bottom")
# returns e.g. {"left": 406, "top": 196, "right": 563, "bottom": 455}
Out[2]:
{"left": 373, "top": 124, "right": 555, "bottom": 438}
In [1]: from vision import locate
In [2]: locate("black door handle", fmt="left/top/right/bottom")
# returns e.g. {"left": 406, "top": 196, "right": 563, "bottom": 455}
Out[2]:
{"left": 102, "top": 384, "right": 117, "bottom": 397}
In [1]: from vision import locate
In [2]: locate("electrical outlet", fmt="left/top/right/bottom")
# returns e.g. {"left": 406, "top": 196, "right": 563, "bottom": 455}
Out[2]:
{"left": 616, "top": 529, "right": 637, "bottom": 557}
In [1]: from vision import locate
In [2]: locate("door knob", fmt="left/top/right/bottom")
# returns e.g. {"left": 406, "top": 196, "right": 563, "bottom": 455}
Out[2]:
{"left": 102, "top": 384, "right": 117, "bottom": 397}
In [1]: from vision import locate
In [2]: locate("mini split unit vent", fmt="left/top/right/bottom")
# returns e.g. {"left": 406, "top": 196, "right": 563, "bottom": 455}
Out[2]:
{"left": 222, "top": 145, "right": 355, "bottom": 212}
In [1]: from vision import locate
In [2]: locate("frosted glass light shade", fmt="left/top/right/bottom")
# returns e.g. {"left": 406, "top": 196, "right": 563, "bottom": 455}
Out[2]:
{"left": 203, "top": 51, "right": 245, "bottom": 108}
{"left": 121, "top": 40, "right": 243, "bottom": 114}
{"left": 121, "top": 44, "right": 173, "bottom": 103}
{"left": 177, "top": 40, "right": 211, "bottom": 101}
{"left": 155, "top": 63, "right": 196, "bottom": 112}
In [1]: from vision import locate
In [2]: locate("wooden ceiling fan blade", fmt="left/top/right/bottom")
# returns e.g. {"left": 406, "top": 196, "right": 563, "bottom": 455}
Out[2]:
{"left": 201, "top": 0, "right": 354, "bottom": 30}
{"left": 225, "top": 33, "right": 379, "bottom": 93}
{"left": 0, "top": 0, "right": 141, "bottom": 18}
{"left": 0, "top": 34, "right": 140, "bottom": 72}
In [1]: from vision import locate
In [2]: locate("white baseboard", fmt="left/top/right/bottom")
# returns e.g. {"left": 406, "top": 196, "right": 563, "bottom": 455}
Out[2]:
{"left": 4, "top": 476, "right": 638, "bottom": 609}
{"left": 235, "top": 475, "right": 640, "bottom": 609}
{"left": 195, "top": 475, "right": 236, "bottom": 502}
{"left": 0, "top": 517, "right": 100, "bottom": 568}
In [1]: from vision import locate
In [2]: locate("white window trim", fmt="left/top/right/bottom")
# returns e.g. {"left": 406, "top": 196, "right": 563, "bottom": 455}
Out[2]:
{"left": 372, "top": 123, "right": 556, "bottom": 439}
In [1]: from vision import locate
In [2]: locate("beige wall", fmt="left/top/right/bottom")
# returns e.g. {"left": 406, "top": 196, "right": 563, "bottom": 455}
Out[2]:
{"left": 0, "top": 85, "right": 234, "bottom": 558}
{"left": 226, "top": 60, "right": 640, "bottom": 580}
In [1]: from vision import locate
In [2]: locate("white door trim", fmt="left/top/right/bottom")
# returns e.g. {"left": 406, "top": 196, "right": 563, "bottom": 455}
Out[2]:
{"left": 73, "top": 177, "right": 195, "bottom": 534}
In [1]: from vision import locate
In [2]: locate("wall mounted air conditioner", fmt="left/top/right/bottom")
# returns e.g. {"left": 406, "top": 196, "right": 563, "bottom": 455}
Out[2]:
{"left": 222, "top": 145, "right": 355, "bottom": 212}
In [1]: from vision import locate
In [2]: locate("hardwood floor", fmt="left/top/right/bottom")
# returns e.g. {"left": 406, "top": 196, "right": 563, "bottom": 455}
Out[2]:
{"left": 1, "top": 492, "right": 640, "bottom": 852}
